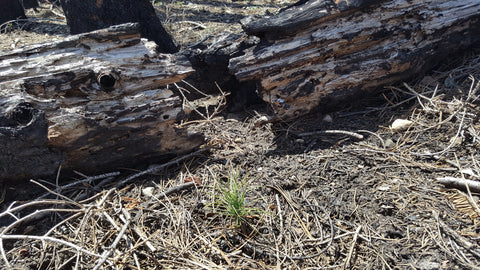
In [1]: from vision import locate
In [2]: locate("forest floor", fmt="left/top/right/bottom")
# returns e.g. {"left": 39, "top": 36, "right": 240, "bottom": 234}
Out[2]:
{"left": 1, "top": 1, "right": 480, "bottom": 269}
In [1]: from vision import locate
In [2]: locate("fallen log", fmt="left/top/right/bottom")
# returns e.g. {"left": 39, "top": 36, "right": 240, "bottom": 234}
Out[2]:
{"left": 229, "top": 0, "right": 480, "bottom": 119}
{"left": 0, "top": 23, "right": 204, "bottom": 181}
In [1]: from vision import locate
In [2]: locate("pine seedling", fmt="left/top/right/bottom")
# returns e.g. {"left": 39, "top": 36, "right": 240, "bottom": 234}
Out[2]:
{"left": 210, "top": 168, "right": 259, "bottom": 228}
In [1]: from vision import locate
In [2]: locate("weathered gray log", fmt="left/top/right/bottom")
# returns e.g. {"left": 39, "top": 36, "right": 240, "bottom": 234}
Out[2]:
{"left": 229, "top": 0, "right": 480, "bottom": 119}
{"left": 0, "top": 23, "right": 203, "bottom": 181}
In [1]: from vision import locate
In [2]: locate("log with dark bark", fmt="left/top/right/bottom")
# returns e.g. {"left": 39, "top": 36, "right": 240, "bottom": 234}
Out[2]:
{"left": 21, "top": 0, "right": 39, "bottom": 9}
{"left": 0, "top": 23, "right": 203, "bottom": 181}
{"left": 0, "top": 0, "right": 26, "bottom": 25}
{"left": 229, "top": 0, "right": 480, "bottom": 119}
{"left": 60, "top": 0, "right": 177, "bottom": 53}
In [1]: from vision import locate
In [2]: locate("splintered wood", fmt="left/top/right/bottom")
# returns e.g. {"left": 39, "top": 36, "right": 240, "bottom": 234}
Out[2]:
{"left": 229, "top": 0, "right": 480, "bottom": 119}
{"left": 0, "top": 23, "right": 203, "bottom": 180}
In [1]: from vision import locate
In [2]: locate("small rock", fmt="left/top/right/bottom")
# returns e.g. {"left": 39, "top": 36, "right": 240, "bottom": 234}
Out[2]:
{"left": 390, "top": 119, "right": 413, "bottom": 131}
{"left": 254, "top": 115, "right": 270, "bottom": 126}
{"left": 377, "top": 184, "right": 390, "bottom": 191}
{"left": 322, "top": 114, "right": 333, "bottom": 122}
{"left": 449, "top": 136, "right": 462, "bottom": 146}
{"left": 295, "top": 138, "right": 305, "bottom": 144}
{"left": 384, "top": 138, "right": 395, "bottom": 149}
{"left": 407, "top": 215, "right": 419, "bottom": 221}
{"left": 234, "top": 138, "right": 242, "bottom": 143}
{"left": 416, "top": 260, "right": 440, "bottom": 270}
{"left": 142, "top": 187, "right": 155, "bottom": 197}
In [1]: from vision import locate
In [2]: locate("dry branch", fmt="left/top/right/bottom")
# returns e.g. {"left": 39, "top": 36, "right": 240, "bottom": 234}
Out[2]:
{"left": 344, "top": 225, "right": 362, "bottom": 269}
{"left": 436, "top": 177, "right": 480, "bottom": 193}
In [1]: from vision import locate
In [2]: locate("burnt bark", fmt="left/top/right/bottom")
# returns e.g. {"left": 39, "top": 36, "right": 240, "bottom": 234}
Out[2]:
{"left": 180, "top": 33, "right": 262, "bottom": 110}
{"left": 0, "top": 23, "right": 203, "bottom": 181}
{"left": 0, "top": 0, "right": 26, "bottom": 24}
{"left": 229, "top": 0, "right": 480, "bottom": 119}
{"left": 60, "top": 0, "right": 177, "bottom": 53}
{"left": 21, "top": 0, "right": 39, "bottom": 9}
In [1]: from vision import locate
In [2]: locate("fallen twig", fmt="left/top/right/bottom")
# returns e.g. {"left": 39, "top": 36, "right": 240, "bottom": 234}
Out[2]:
{"left": 93, "top": 211, "right": 131, "bottom": 269}
{"left": 299, "top": 130, "right": 364, "bottom": 140}
{"left": 116, "top": 148, "right": 209, "bottom": 187}
{"left": 155, "top": 182, "right": 195, "bottom": 200}
{"left": 177, "top": 20, "right": 207, "bottom": 29}
{"left": 436, "top": 177, "right": 480, "bottom": 193}
{"left": 344, "top": 225, "right": 362, "bottom": 269}
{"left": 0, "top": 199, "right": 80, "bottom": 219}
{"left": 36, "top": 172, "right": 120, "bottom": 200}
{"left": 0, "top": 234, "right": 102, "bottom": 258}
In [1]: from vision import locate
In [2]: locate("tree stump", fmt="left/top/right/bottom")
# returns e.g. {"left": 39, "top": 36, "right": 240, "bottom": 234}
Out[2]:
{"left": 229, "top": 0, "right": 480, "bottom": 119}
{"left": 60, "top": 0, "right": 177, "bottom": 53}
{"left": 0, "top": 0, "right": 26, "bottom": 25}
{"left": 0, "top": 23, "right": 203, "bottom": 181}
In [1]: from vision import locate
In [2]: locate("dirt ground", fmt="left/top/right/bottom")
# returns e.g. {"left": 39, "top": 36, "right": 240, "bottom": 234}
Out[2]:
{"left": 1, "top": 1, "right": 480, "bottom": 269}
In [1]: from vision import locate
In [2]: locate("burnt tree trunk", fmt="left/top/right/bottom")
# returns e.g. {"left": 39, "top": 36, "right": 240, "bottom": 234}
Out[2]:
{"left": 21, "top": 0, "right": 39, "bottom": 9}
{"left": 229, "top": 0, "right": 480, "bottom": 119}
{"left": 60, "top": 0, "right": 177, "bottom": 53}
{"left": 0, "top": 23, "right": 203, "bottom": 181}
{"left": 0, "top": 0, "right": 26, "bottom": 24}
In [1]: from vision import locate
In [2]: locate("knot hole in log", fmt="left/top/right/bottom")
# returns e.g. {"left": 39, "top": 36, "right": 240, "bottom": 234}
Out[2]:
{"left": 97, "top": 73, "right": 116, "bottom": 91}
{"left": 8, "top": 102, "right": 35, "bottom": 126}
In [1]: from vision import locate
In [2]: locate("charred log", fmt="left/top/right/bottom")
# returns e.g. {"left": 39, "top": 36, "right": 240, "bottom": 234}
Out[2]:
{"left": 0, "top": 23, "right": 203, "bottom": 181}
{"left": 229, "top": 0, "right": 480, "bottom": 119}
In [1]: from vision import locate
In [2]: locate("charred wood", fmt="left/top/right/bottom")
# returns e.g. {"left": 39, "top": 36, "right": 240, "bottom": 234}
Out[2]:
{"left": 0, "top": 0, "right": 26, "bottom": 25}
{"left": 59, "top": 0, "right": 177, "bottom": 53}
{"left": 229, "top": 0, "right": 480, "bottom": 119}
{"left": 0, "top": 23, "right": 203, "bottom": 181}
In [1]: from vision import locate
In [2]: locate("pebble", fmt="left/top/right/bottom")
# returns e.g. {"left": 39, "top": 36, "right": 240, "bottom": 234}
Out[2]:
{"left": 322, "top": 114, "right": 333, "bottom": 122}
{"left": 390, "top": 119, "right": 413, "bottom": 131}
{"left": 295, "top": 138, "right": 304, "bottom": 144}
{"left": 142, "top": 187, "right": 155, "bottom": 197}
{"left": 384, "top": 138, "right": 395, "bottom": 149}
{"left": 416, "top": 260, "right": 440, "bottom": 270}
